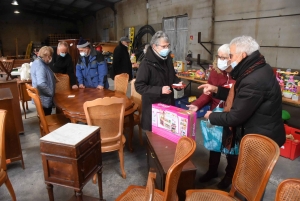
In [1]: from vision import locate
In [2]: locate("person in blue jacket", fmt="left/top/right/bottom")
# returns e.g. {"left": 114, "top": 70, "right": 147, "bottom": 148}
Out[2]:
{"left": 76, "top": 38, "right": 109, "bottom": 89}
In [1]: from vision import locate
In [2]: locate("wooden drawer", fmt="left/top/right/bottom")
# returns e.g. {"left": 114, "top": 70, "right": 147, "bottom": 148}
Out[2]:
{"left": 78, "top": 133, "right": 99, "bottom": 156}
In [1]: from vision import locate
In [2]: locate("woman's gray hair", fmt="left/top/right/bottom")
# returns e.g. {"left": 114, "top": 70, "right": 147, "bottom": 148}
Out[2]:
{"left": 150, "top": 31, "right": 170, "bottom": 46}
{"left": 218, "top": 44, "right": 230, "bottom": 55}
{"left": 38, "top": 46, "right": 53, "bottom": 58}
{"left": 230, "top": 35, "right": 260, "bottom": 56}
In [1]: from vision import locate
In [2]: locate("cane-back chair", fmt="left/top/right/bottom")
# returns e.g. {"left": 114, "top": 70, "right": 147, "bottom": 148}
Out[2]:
{"left": 83, "top": 97, "right": 127, "bottom": 179}
{"left": 275, "top": 178, "right": 300, "bottom": 201}
{"left": 115, "top": 137, "right": 197, "bottom": 201}
{"left": 0, "top": 59, "right": 15, "bottom": 80}
{"left": 25, "top": 83, "right": 69, "bottom": 136}
{"left": 0, "top": 110, "right": 17, "bottom": 201}
{"left": 185, "top": 134, "right": 280, "bottom": 201}
{"left": 54, "top": 73, "right": 70, "bottom": 93}
{"left": 114, "top": 73, "right": 129, "bottom": 94}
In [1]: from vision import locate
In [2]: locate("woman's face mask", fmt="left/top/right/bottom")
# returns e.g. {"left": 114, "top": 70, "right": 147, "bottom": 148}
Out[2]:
{"left": 159, "top": 48, "right": 170, "bottom": 57}
{"left": 217, "top": 58, "right": 228, "bottom": 71}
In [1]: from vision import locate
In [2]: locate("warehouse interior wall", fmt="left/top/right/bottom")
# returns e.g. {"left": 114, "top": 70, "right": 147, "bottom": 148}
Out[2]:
{"left": 0, "top": 12, "right": 78, "bottom": 56}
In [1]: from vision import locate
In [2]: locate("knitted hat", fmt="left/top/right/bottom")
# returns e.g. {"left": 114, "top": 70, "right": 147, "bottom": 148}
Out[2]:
{"left": 77, "top": 37, "right": 90, "bottom": 48}
{"left": 120, "top": 36, "right": 131, "bottom": 42}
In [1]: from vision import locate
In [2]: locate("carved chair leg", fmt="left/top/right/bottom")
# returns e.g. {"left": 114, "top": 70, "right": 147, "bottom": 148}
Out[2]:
{"left": 4, "top": 175, "right": 17, "bottom": 201}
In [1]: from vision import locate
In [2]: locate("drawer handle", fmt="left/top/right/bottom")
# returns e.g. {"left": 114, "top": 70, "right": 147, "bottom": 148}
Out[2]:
{"left": 151, "top": 152, "right": 155, "bottom": 159}
{"left": 89, "top": 141, "right": 93, "bottom": 145}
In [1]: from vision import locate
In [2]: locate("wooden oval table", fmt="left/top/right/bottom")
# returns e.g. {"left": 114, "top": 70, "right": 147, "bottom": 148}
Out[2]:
{"left": 54, "top": 88, "right": 138, "bottom": 151}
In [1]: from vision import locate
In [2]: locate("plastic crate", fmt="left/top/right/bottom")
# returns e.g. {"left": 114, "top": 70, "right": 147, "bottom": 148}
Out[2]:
{"left": 180, "top": 100, "right": 210, "bottom": 118}
{"left": 174, "top": 96, "right": 188, "bottom": 108}
{"left": 280, "top": 124, "right": 300, "bottom": 160}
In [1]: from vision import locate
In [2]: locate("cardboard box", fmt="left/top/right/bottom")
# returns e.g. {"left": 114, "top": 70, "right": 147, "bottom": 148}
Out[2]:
{"left": 152, "top": 103, "right": 196, "bottom": 143}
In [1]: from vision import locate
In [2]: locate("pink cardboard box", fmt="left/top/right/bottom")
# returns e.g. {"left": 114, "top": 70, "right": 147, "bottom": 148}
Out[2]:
{"left": 152, "top": 103, "right": 196, "bottom": 143}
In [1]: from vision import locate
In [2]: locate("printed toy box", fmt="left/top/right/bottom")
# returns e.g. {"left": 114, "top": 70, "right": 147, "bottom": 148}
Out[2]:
{"left": 152, "top": 103, "right": 196, "bottom": 143}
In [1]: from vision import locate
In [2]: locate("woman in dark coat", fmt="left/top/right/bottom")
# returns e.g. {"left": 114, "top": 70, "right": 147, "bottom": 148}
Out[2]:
{"left": 135, "top": 31, "right": 182, "bottom": 131}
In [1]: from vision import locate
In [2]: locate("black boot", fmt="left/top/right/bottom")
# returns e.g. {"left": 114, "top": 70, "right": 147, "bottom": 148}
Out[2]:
{"left": 199, "top": 151, "right": 221, "bottom": 182}
{"left": 217, "top": 154, "right": 238, "bottom": 189}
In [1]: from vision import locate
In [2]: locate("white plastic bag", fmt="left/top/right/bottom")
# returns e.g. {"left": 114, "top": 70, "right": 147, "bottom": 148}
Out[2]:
{"left": 18, "top": 63, "right": 31, "bottom": 80}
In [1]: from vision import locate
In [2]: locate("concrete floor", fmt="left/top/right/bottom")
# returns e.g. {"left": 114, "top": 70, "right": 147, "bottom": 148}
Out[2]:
{"left": 0, "top": 78, "right": 299, "bottom": 201}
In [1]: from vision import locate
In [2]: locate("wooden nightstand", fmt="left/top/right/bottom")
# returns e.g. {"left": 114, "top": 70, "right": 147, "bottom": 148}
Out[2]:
{"left": 40, "top": 123, "right": 105, "bottom": 201}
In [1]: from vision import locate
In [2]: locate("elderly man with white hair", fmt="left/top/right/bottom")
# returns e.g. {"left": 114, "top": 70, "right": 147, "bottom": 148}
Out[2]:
{"left": 200, "top": 36, "right": 286, "bottom": 189}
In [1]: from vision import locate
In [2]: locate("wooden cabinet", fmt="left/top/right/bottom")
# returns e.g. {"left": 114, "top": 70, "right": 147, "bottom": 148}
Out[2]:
{"left": 0, "top": 88, "right": 25, "bottom": 168}
{"left": 146, "top": 131, "right": 197, "bottom": 201}
{"left": 0, "top": 80, "right": 24, "bottom": 134}
{"left": 40, "top": 123, "right": 104, "bottom": 201}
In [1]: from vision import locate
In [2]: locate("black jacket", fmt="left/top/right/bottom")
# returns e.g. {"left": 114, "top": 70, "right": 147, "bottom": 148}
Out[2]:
{"left": 51, "top": 53, "right": 77, "bottom": 86}
{"left": 209, "top": 51, "right": 285, "bottom": 147}
{"left": 135, "top": 47, "right": 180, "bottom": 131}
{"left": 113, "top": 42, "right": 132, "bottom": 80}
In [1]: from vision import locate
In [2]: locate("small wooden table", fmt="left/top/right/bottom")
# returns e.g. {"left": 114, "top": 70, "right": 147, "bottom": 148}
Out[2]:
{"left": 40, "top": 123, "right": 105, "bottom": 201}
{"left": 177, "top": 75, "right": 207, "bottom": 96}
{"left": 146, "top": 131, "right": 197, "bottom": 201}
{"left": 54, "top": 88, "right": 138, "bottom": 151}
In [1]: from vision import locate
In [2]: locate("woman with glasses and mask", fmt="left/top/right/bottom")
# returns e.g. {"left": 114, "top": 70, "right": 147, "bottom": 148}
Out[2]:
{"left": 135, "top": 31, "right": 183, "bottom": 131}
{"left": 186, "top": 44, "right": 237, "bottom": 189}
{"left": 30, "top": 46, "right": 56, "bottom": 116}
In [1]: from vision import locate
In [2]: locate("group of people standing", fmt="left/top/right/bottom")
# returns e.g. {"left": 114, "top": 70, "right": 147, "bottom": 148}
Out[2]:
{"left": 30, "top": 31, "right": 285, "bottom": 196}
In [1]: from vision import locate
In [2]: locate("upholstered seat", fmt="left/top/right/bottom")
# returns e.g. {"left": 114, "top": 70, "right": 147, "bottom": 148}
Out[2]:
{"left": 185, "top": 134, "right": 280, "bottom": 201}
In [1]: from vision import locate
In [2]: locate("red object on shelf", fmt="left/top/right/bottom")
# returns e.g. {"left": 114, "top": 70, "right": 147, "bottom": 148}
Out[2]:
{"left": 280, "top": 124, "right": 300, "bottom": 160}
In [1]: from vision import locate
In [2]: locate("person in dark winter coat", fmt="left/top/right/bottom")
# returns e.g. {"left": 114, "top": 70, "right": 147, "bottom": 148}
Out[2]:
{"left": 113, "top": 36, "right": 133, "bottom": 80}
{"left": 187, "top": 44, "right": 237, "bottom": 189}
{"left": 51, "top": 41, "right": 78, "bottom": 89}
{"left": 76, "top": 38, "right": 109, "bottom": 89}
{"left": 202, "top": 36, "right": 286, "bottom": 187}
{"left": 135, "top": 31, "right": 183, "bottom": 131}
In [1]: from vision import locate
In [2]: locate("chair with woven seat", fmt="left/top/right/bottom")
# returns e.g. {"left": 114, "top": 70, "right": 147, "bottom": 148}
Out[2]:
{"left": 55, "top": 73, "right": 70, "bottom": 93}
{"left": 124, "top": 79, "right": 143, "bottom": 145}
{"left": 275, "top": 178, "right": 300, "bottom": 201}
{"left": 115, "top": 137, "right": 197, "bottom": 201}
{"left": 25, "top": 83, "right": 69, "bottom": 137}
{"left": 0, "top": 59, "right": 15, "bottom": 80}
{"left": 0, "top": 110, "right": 17, "bottom": 201}
{"left": 83, "top": 97, "right": 127, "bottom": 179}
{"left": 185, "top": 134, "right": 280, "bottom": 201}
{"left": 114, "top": 73, "right": 129, "bottom": 94}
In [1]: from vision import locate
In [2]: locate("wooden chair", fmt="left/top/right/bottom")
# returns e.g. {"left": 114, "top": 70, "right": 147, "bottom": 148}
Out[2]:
{"left": 0, "top": 110, "right": 17, "bottom": 201}
{"left": 83, "top": 97, "right": 127, "bottom": 179}
{"left": 25, "top": 83, "right": 69, "bottom": 137}
{"left": 185, "top": 134, "right": 280, "bottom": 201}
{"left": 124, "top": 79, "right": 143, "bottom": 145}
{"left": 115, "top": 137, "right": 197, "bottom": 201}
{"left": 55, "top": 73, "right": 70, "bottom": 93}
{"left": 275, "top": 178, "right": 300, "bottom": 201}
{"left": 17, "top": 80, "right": 32, "bottom": 119}
{"left": 0, "top": 59, "right": 15, "bottom": 80}
{"left": 114, "top": 73, "right": 129, "bottom": 94}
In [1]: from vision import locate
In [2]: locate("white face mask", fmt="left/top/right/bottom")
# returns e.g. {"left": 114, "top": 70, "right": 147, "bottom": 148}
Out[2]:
{"left": 217, "top": 58, "right": 228, "bottom": 71}
{"left": 80, "top": 52, "right": 87, "bottom": 57}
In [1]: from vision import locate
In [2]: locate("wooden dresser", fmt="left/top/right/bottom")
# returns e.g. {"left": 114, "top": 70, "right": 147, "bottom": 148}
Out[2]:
{"left": 40, "top": 123, "right": 104, "bottom": 201}
{"left": 146, "top": 131, "right": 197, "bottom": 201}
{"left": 0, "top": 88, "right": 24, "bottom": 168}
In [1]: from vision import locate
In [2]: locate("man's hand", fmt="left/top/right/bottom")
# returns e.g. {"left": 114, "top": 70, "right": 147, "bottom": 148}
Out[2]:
{"left": 72, "top": 85, "right": 78, "bottom": 89}
{"left": 198, "top": 84, "right": 218, "bottom": 95}
{"left": 97, "top": 85, "right": 104, "bottom": 90}
{"left": 162, "top": 86, "right": 172, "bottom": 94}
{"left": 79, "top": 84, "right": 85, "bottom": 89}
{"left": 186, "top": 105, "right": 198, "bottom": 112}
{"left": 204, "top": 111, "right": 212, "bottom": 119}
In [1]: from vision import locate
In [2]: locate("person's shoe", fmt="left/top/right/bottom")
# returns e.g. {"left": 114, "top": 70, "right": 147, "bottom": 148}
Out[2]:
{"left": 217, "top": 176, "right": 232, "bottom": 189}
{"left": 198, "top": 171, "right": 218, "bottom": 182}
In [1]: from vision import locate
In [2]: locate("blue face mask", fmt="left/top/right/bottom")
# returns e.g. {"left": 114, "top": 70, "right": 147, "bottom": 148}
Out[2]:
{"left": 230, "top": 61, "right": 238, "bottom": 69}
{"left": 159, "top": 49, "right": 170, "bottom": 57}
{"left": 60, "top": 53, "right": 66, "bottom": 57}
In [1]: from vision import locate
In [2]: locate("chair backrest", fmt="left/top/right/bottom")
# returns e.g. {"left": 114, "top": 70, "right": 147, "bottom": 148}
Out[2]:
{"left": 114, "top": 73, "right": 129, "bottom": 94}
{"left": 229, "top": 134, "right": 280, "bottom": 201}
{"left": 145, "top": 171, "right": 156, "bottom": 201}
{"left": 275, "top": 178, "right": 300, "bottom": 201}
{"left": 83, "top": 97, "right": 126, "bottom": 147}
{"left": 13, "top": 59, "right": 31, "bottom": 68}
{"left": 130, "top": 79, "right": 142, "bottom": 113}
{"left": 25, "top": 84, "right": 49, "bottom": 134}
{"left": 0, "top": 110, "right": 7, "bottom": 171}
{"left": 55, "top": 73, "right": 70, "bottom": 92}
{"left": 0, "top": 59, "right": 15, "bottom": 73}
{"left": 163, "top": 137, "right": 196, "bottom": 201}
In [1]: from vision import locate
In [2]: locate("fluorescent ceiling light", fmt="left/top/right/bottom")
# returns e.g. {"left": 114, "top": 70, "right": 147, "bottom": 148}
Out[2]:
{"left": 12, "top": 0, "right": 18, "bottom": 5}
{"left": 14, "top": 10, "right": 20, "bottom": 14}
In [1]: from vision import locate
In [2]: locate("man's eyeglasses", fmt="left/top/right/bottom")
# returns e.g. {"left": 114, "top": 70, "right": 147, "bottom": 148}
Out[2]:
{"left": 216, "top": 55, "right": 229, "bottom": 60}
{"left": 156, "top": 44, "right": 171, "bottom": 49}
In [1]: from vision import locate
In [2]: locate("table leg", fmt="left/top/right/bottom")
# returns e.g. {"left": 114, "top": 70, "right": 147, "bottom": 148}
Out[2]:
{"left": 128, "top": 113, "right": 134, "bottom": 152}
{"left": 46, "top": 184, "right": 54, "bottom": 201}
{"left": 97, "top": 167, "right": 106, "bottom": 201}
{"left": 75, "top": 190, "right": 83, "bottom": 201}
